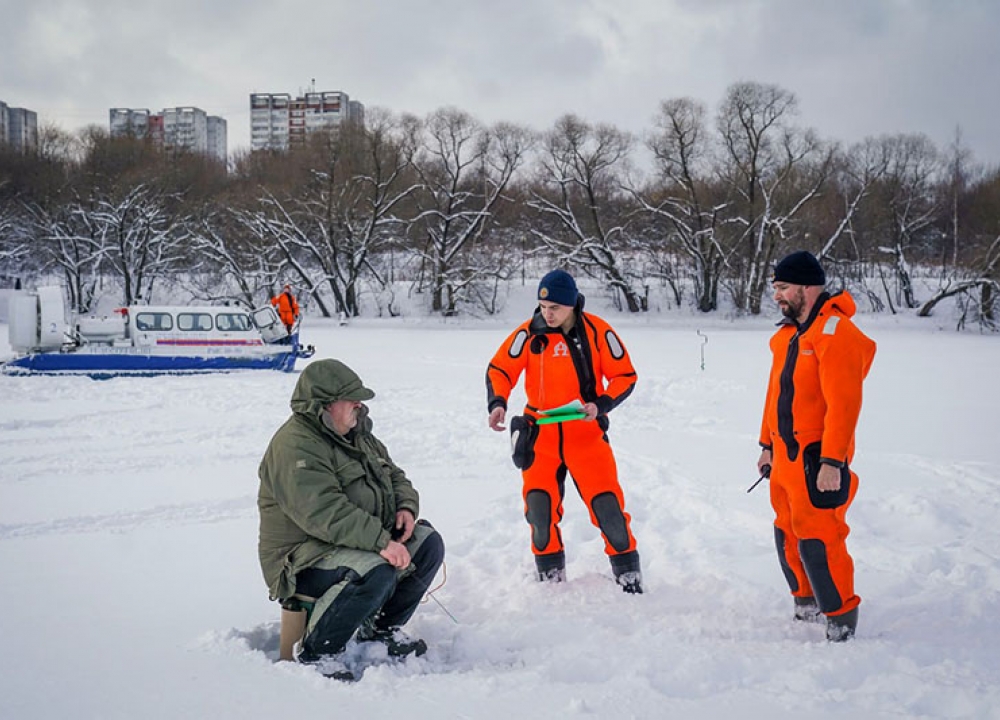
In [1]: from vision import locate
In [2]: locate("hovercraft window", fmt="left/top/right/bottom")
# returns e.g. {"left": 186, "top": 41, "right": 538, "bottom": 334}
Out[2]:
{"left": 215, "top": 313, "right": 252, "bottom": 331}
{"left": 135, "top": 313, "right": 174, "bottom": 331}
{"left": 178, "top": 313, "right": 214, "bottom": 331}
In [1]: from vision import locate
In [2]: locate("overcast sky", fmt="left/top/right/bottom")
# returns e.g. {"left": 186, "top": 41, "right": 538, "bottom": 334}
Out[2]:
{"left": 3, "top": 0, "right": 997, "bottom": 165}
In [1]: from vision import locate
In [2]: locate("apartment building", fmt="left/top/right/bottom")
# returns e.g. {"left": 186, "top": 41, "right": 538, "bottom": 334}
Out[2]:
{"left": 250, "top": 90, "right": 364, "bottom": 151}
{"left": 0, "top": 100, "right": 39, "bottom": 152}
{"left": 109, "top": 108, "right": 156, "bottom": 140}
{"left": 109, "top": 106, "right": 227, "bottom": 162}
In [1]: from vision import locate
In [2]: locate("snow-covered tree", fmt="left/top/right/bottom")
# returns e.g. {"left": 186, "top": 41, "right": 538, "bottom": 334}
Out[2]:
{"left": 91, "top": 185, "right": 189, "bottom": 306}
{"left": 868, "top": 134, "right": 943, "bottom": 309}
{"left": 27, "top": 199, "right": 106, "bottom": 312}
{"left": 185, "top": 210, "right": 283, "bottom": 309}
{"left": 529, "top": 114, "right": 644, "bottom": 312}
{"left": 919, "top": 233, "right": 1000, "bottom": 329}
{"left": 0, "top": 204, "right": 34, "bottom": 286}
{"left": 639, "top": 97, "right": 726, "bottom": 311}
{"left": 714, "top": 82, "right": 839, "bottom": 314}
{"left": 411, "top": 108, "right": 533, "bottom": 315}
{"left": 233, "top": 113, "right": 422, "bottom": 317}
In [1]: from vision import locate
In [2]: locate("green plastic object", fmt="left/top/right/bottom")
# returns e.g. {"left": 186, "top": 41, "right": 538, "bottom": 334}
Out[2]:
{"left": 536, "top": 412, "right": 587, "bottom": 425}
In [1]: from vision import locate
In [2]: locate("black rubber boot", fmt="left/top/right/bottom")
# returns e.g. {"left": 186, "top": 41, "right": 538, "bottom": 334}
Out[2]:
{"left": 826, "top": 607, "right": 859, "bottom": 642}
{"left": 535, "top": 551, "right": 566, "bottom": 582}
{"left": 794, "top": 596, "right": 822, "bottom": 623}
{"left": 356, "top": 625, "right": 428, "bottom": 658}
{"left": 610, "top": 550, "right": 643, "bottom": 594}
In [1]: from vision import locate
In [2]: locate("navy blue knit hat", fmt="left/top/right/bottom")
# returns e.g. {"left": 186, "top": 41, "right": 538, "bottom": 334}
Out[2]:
{"left": 773, "top": 251, "right": 826, "bottom": 286}
{"left": 538, "top": 269, "right": 578, "bottom": 307}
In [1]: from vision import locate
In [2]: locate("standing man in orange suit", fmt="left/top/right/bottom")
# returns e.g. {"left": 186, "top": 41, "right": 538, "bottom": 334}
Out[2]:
{"left": 486, "top": 269, "right": 643, "bottom": 594}
{"left": 271, "top": 284, "right": 301, "bottom": 335}
{"left": 757, "top": 251, "right": 876, "bottom": 641}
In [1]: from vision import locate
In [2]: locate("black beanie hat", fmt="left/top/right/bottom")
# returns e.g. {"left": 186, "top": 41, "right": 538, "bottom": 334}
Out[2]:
{"left": 538, "top": 269, "right": 578, "bottom": 306}
{"left": 773, "top": 251, "right": 826, "bottom": 286}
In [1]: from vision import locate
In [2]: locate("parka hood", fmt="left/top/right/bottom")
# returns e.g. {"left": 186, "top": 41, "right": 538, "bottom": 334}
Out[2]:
{"left": 825, "top": 290, "right": 857, "bottom": 317}
{"left": 289, "top": 359, "right": 375, "bottom": 419}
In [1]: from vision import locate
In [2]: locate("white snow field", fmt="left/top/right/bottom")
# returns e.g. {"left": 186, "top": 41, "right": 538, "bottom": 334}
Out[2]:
{"left": 1, "top": 298, "right": 999, "bottom": 719}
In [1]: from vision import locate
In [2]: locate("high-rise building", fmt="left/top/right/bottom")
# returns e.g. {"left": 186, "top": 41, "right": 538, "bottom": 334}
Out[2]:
{"left": 206, "top": 115, "right": 227, "bottom": 163}
{"left": 0, "top": 100, "right": 39, "bottom": 152}
{"left": 109, "top": 106, "right": 227, "bottom": 162}
{"left": 250, "top": 90, "right": 364, "bottom": 151}
{"left": 109, "top": 108, "right": 153, "bottom": 138}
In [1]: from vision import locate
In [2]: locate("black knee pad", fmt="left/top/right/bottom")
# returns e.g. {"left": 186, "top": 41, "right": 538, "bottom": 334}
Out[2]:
{"left": 773, "top": 527, "right": 800, "bottom": 593}
{"left": 591, "top": 492, "right": 631, "bottom": 552}
{"left": 525, "top": 490, "right": 552, "bottom": 552}
{"left": 799, "top": 538, "right": 843, "bottom": 613}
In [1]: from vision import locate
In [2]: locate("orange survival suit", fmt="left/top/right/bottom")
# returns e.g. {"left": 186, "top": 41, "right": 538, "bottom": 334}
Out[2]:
{"left": 759, "top": 291, "right": 876, "bottom": 620}
{"left": 271, "top": 288, "right": 300, "bottom": 333}
{"left": 486, "top": 296, "right": 640, "bottom": 582}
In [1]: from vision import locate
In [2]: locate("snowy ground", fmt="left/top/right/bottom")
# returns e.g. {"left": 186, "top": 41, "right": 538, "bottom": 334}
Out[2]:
{"left": 1, "top": 298, "right": 999, "bottom": 719}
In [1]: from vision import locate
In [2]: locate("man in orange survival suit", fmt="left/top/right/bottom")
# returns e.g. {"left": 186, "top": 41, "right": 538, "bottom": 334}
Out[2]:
{"left": 486, "top": 269, "right": 642, "bottom": 593}
{"left": 757, "top": 251, "right": 876, "bottom": 641}
{"left": 271, "top": 284, "right": 301, "bottom": 335}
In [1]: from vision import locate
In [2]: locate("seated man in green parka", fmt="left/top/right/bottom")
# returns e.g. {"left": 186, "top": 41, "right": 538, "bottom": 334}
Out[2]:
{"left": 258, "top": 359, "right": 445, "bottom": 667}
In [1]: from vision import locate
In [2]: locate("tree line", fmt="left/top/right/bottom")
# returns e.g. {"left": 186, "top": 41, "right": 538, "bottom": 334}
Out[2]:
{"left": 1, "top": 81, "right": 998, "bottom": 329}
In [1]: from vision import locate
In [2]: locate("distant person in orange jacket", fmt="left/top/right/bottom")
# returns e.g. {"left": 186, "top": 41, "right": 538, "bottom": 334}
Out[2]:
{"left": 757, "top": 251, "right": 876, "bottom": 641}
{"left": 271, "top": 284, "right": 301, "bottom": 335}
{"left": 486, "top": 269, "right": 643, "bottom": 594}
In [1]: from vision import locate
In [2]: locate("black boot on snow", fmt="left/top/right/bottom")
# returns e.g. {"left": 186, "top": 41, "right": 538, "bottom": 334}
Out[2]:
{"left": 794, "top": 596, "right": 823, "bottom": 623}
{"left": 320, "top": 663, "right": 358, "bottom": 682}
{"left": 356, "top": 626, "right": 428, "bottom": 658}
{"left": 535, "top": 551, "right": 566, "bottom": 583}
{"left": 615, "top": 571, "right": 644, "bottom": 594}
{"left": 826, "top": 607, "right": 859, "bottom": 642}
{"left": 296, "top": 650, "right": 357, "bottom": 682}
{"left": 610, "top": 551, "right": 643, "bottom": 594}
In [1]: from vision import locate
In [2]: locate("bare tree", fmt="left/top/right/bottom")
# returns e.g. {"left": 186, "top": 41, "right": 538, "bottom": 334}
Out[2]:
{"left": 186, "top": 210, "right": 283, "bottom": 308}
{"left": 639, "top": 97, "right": 727, "bottom": 311}
{"left": 0, "top": 205, "right": 34, "bottom": 286}
{"left": 919, "top": 233, "right": 1000, "bottom": 328}
{"left": 938, "top": 127, "right": 980, "bottom": 273}
{"left": 715, "top": 81, "right": 838, "bottom": 313}
{"left": 232, "top": 194, "right": 334, "bottom": 318}
{"left": 818, "top": 137, "right": 892, "bottom": 262}
{"left": 868, "top": 134, "right": 942, "bottom": 308}
{"left": 410, "top": 108, "right": 533, "bottom": 314}
{"left": 91, "top": 185, "right": 188, "bottom": 305}
{"left": 321, "top": 110, "right": 421, "bottom": 314}
{"left": 529, "top": 114, "right": 643, "bottom": 311}
{"left": 27, "top": 199, "right": 106, "bottom": 312}
{"left": 232, "top": 113, "right": 422, "bottom": 317}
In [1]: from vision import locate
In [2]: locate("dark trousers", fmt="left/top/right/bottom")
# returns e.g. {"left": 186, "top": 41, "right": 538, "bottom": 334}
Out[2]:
{"left": 297, "top": 527, "right": 445, "bottom": 659}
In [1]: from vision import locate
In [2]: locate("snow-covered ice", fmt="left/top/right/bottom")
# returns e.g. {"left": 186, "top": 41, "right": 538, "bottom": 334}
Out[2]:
{"left": 2, "top": 299, "right": 999, "bottom": 719}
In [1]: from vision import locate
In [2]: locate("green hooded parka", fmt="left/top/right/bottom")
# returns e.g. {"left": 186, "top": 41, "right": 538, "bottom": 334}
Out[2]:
{"left": 257, "top": 360, "right": 419, "bottom": 600}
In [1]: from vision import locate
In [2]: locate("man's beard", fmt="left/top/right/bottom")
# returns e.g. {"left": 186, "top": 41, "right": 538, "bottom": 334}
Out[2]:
{"left": 778, "top": 289, "right": 805, "bottom": 320}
